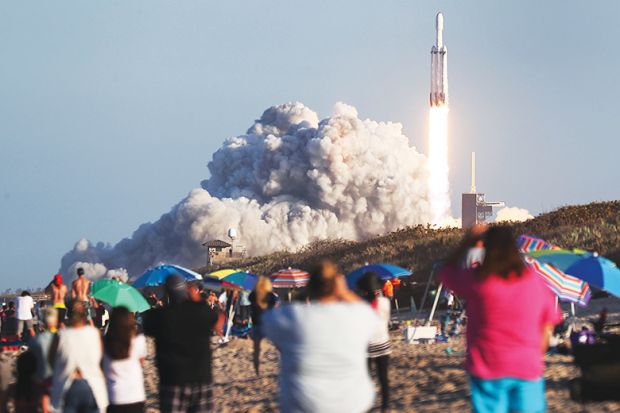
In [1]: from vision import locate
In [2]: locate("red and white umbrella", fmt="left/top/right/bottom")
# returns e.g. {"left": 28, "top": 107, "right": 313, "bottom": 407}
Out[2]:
{"left": 270, "top": 268, "right": 310, "bottom": 289}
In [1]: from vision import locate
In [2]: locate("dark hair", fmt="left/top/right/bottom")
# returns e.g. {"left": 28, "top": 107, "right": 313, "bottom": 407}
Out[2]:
{"left": 15, "top": 351, "right": 37, "bottom": 401}
{"left": 77, "top": 267, "right": 85, "bottom": 276}
{"left": 67, "top": 300, "right": 88, "bottom": 326}
{"left": 306, "top": 260, "right": 339, "bottom": 300}
{"left": 104, "top": 307, "right": 136, "bottom": 360}
{"left": 20, "top": 291, "right": 30, "bottom": 297}
{"left": 479, "top": 226, "right": 525, "bottom": 279}
{"left": 356, "top": 272, "right": 382, "bottom": 303}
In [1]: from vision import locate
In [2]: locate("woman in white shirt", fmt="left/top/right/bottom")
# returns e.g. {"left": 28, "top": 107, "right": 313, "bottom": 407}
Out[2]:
{"left": 103, "top": 307, "right": 147, "bottom": 413}
{"left": 356, "top": 272, "right": 392, "bottom": 413}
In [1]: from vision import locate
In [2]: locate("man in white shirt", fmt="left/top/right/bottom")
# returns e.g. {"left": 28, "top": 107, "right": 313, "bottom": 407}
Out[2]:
{"left": 16, "top": 291, "right": 35, "bottom": 340}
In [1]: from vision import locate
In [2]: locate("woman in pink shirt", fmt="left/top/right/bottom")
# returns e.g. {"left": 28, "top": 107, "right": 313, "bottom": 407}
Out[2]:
{"left": 439, "top": 225, "right": 561, "bottom": 413}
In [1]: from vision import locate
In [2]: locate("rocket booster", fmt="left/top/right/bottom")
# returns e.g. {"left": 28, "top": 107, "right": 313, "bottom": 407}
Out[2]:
{"left": 430, "top": 12, "right": 448, "bottom": 107}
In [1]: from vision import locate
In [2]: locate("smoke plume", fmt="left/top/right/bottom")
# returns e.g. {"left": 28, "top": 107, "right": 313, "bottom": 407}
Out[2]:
{"left": 59, "top": 102, "right": 433, "bottom": 279}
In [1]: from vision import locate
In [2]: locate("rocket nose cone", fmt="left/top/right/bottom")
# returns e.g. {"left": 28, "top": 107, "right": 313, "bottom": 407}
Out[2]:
{"left": 436, "top": 12, "right": 444, "bottom": 30}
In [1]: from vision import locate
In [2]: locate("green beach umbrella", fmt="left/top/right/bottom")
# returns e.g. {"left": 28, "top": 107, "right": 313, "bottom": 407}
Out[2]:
{"left": 92, "top": 279, "right": 150, "bottom": 313}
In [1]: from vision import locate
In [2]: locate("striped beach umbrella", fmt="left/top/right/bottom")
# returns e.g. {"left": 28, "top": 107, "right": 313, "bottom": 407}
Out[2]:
{"left": 270, "top": 268, "right": 310, "bottom": 289}
{"left": 518, "top": 235, "right": 556, "bottom": 253}
{"left": 524, "top": 256, "right": 591, "bottom": 306}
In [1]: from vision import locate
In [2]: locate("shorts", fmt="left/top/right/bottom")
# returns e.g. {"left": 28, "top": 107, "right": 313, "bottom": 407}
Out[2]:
{"left": 17, "top": 319, "right": 34, "bottom": 334}
{"left": 470, "top": 376, "right": 546, "bottom": 413}
{"left": 81, "top": 301, "right": 92, "bottom": 321}
{"left": 160, "top": 383, "right": 213, "bottom": 413}
{"left": 53, "top": 304, "right": 67, "bottom": 323}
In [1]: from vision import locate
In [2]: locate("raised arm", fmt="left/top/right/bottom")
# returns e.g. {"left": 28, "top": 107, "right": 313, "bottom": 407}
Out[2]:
{"left": 445, "top": 224, "right": 487, "bottom": 268}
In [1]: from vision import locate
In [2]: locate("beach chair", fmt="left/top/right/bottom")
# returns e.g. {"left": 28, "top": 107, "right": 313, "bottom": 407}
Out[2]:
{"left": 570, "top": 334, "right": 620, "bottom": 402}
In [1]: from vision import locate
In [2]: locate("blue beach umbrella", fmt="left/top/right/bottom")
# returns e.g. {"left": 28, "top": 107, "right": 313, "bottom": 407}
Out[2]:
{"left": 346, "top": 263, "right": 412, "bottom": 289}
{"left": 564, "top": 255, "right": 620, "bottom": 298}
{"left": 132, "top": 264, "right": 202, "bottom": 288}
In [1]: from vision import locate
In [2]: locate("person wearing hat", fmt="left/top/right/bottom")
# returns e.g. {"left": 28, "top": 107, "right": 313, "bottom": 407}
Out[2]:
{"left": 45, "top": 274, "right": 68, "bottom": 327}
{"left": 142, "top": 275, "right": 219, "bottom": 413}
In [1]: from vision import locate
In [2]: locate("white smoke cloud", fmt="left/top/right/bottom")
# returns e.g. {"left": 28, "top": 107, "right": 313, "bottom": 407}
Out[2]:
{"left": 60, "top": 102, "right": 433, "bottom": 279}
{"left": 495, "top": 206, "right": 534, "bottom": 223}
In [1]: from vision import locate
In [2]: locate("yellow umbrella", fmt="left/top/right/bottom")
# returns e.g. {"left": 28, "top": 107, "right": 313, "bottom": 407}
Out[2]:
{"left": 208, "top": 269, "right": 242, "bottom": 280}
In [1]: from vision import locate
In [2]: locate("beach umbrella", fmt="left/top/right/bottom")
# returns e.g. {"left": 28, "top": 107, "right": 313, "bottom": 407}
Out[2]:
{"left": 207, "top": 269, "right": 242, "bottom": 280}
{"left": 270, "top": 268, "right": 310, "bottom": 289}
{"left": 221, "top": 271, "right": 257, "bottom": 291}
{"left": 91, "top": 280, "right": 150, "bottom": 313}
{"left": 528, "top": 249, "right": 589, "bottom": 271}
{"left": 91, "top": 279, "right": 118, "bottom": 295}
{"left": 132, "top": 264, "right": 202, "bottom": 288}
{"left": 524, "top": 256, "right": 591, "bottom": 306}
{"left": 530, "top": 250, "right": 620, "bottom": 298}
{"left": 202, "top": 278, "right": 224, "bottom": 292}
{"left": 346, "top": 263, "right": 412, "bottom": 289}
{"left": 518, "top": 235, "right": 557, "bottom": 253}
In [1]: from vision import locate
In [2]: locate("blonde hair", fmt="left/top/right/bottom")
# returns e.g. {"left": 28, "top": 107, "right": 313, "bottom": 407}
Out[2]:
{"left": 255, "top": 276, "right": 273, "bottom": 310}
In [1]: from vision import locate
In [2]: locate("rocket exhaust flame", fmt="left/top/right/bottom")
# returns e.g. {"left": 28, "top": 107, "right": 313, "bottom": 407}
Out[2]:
{"left": 428, "top": 12, "right": 451, "bottom": 225}
{"left": 428, "top": 106, "right": 450, "bottom": 225}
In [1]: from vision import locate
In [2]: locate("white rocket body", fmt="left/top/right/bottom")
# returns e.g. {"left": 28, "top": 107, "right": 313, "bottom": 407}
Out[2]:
{"left": 430, "top": 12, "right": 448, "bottom": 107}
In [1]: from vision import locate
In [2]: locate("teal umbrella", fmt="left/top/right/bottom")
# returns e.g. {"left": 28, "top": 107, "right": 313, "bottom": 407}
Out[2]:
{"left": 92, "top": 280, "right": 151, "bottom": 313}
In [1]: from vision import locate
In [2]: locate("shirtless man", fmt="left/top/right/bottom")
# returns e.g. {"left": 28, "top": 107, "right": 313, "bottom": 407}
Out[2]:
{"left": 45, "top": 274, "right": 68, "bottom": 327}
{"left": 71, "top": 268, "right": 92, "bottom": 323}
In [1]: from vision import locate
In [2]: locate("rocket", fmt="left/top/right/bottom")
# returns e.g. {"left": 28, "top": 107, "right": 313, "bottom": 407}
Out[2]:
{"left": 430, "top": 12, "right": 448, "bottom": 107}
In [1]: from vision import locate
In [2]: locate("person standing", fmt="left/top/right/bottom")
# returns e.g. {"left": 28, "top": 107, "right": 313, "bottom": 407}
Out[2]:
{"left": 248, "top": 276, "right": 278, "bottom": 376}
{"left": 382, "top": 279, "right": 393, "bottom": 304}
{"left": 103, "top": 307, "right": 147, "bottom": 413}
{"left": 28, "top": 307, "right": 59, "bottom": 413}
{"left": 439, "top": 225, "right": 562, "bottom": 413}
{"left": 357, "top": 272, "right": 392, "bottom": 412}
{"left": 263, "top": 260, "right": 379, "bottom": 413}
{"left": 143, "top": 275, "right": 219, "bottom": 413}
{"left": 15, "top": 291, "right": 35, "bottom": 341}
{"left": 50, "top": 301, "right": 108, "bottom": 413}
{"left": 45, "top": 274, "right": 68, "bottom": 327}
{"left": 72, "top": 268, "right": 92, "bottom": 322}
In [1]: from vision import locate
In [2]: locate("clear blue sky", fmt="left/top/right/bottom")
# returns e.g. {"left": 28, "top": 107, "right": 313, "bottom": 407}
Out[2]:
{"left": 1, "top": 1, "right": 619, "bottom": 289}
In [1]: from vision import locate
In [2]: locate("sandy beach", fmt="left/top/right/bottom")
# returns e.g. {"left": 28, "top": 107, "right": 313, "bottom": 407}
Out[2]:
{"left": 137, "top": 297, "right": 620, "bottom": 412}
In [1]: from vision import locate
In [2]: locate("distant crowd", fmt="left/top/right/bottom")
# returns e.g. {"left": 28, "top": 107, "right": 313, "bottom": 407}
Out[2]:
{"left": 0, "top": 225, "right": 562, "bottom": 413}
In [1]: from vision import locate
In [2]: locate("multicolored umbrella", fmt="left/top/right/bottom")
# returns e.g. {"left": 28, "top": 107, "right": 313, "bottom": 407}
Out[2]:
{"left": 92, "top": 280, "right": 150, "bottom": 313}
{"left": 529, "top": 249, "right": 590, "bottom": 271}
{"left": 531, "top": 250, "right": 620, "bottom": 298}
{"left": 346, "top": 263, "right": 412, "bottom": 288}
{"left": 208, "top": 269, "right": 242, "bottom": 280}
{"left": 270, "top": 268, "right": 310, "bottom": 289}
{"left": 221, "top": 271, "right": 257, "bottom": 291}
{"left": 518, "top": 235, "right": 556, "bottom": 253}
{"left": 518, "top": 236, "right": 591, "bottom": 305}
{"left": 132, "top": 264, "right": 202, "bottom": 288}
{"left": 524, "top": 256, "right": 591, "bottom": 306}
